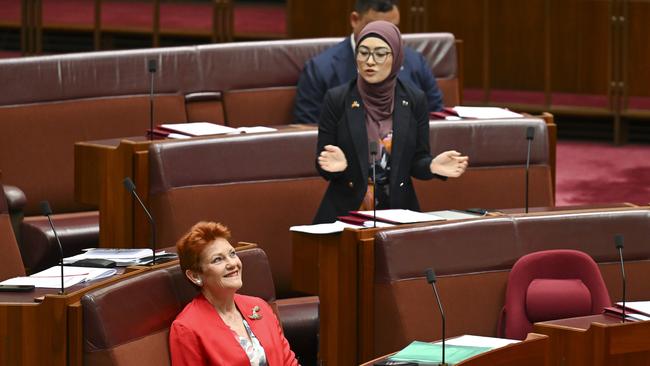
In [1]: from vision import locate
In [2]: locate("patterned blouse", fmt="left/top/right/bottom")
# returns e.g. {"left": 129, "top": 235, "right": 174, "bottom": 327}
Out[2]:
{"left": 232, "top": 318, "right": 268, "bottom": 366}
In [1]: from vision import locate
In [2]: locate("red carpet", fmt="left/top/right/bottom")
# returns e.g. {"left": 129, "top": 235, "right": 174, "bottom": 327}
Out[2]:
{"left": 556, "top": 140, "right": 650, "bottom": 206}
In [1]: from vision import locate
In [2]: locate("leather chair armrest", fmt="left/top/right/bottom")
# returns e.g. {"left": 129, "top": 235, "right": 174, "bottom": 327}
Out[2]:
{"left": 276, "top": 296, "right": 319, "bottom": 366}
{"left": 3, "top": 185, "right": 27, "bottom": 212}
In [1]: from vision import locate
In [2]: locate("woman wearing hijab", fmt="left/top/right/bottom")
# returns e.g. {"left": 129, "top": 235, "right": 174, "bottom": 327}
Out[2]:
{"left": 313, "top": 20, "right": 468, "bottom": 224}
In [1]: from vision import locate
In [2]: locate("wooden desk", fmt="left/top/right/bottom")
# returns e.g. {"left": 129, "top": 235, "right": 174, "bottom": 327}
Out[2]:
{"left": 292, "top": 205, "right": 647, "bottom": 366}
{"left": 0, "top": 260, "right": 182, "bottom": 366}
{"left": 74, "top": 117, "right": 555, "bottom": 249}
{"left": 74, "top": 125, "right": 314, "bottom": 247}
{"left": 534, "top": 314, "right": 650, "bottom": 366}
{"left": 359, "top": 333, "right": 550, "bottom": 366}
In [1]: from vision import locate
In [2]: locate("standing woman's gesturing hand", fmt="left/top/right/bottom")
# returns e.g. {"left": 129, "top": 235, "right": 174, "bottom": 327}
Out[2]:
{"left": 318, "top": 145, "right": 348, "bottom": 172}
{"left": 430, "top": 150, "right": 469, "bottom": 177}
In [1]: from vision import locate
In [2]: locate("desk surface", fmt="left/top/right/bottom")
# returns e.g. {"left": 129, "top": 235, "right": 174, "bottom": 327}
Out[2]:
{"left": 0, "top": 262, "right": 177, "bottom": 366}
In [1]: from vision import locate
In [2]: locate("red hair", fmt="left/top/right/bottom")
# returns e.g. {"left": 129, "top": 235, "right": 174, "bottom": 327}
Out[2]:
{"left": 176, "top": 221, "right": 232, "bottom": 274}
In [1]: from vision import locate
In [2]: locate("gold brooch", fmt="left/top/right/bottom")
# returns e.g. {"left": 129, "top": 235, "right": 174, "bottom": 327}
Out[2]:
{"left": 351, "top": 101, "right": 360, "bottom": 109}
{"left": 248, "top": 305, "right": 262, "bottom": 320}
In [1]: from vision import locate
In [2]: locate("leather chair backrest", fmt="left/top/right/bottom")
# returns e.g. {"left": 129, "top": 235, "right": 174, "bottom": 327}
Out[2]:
{"left": 417, "top": 118, "right": 553, "bottom": 211}
{"left": 503, "top": 249, "right": 611, "bottom": 339}
{"left": 148, "top": 130, "right": 327, "bottom": 297}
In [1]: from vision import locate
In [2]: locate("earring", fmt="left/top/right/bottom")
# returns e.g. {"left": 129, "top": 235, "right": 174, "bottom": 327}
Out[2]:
{"left": 195, "top": 279, "right": 202, "bottom": 286}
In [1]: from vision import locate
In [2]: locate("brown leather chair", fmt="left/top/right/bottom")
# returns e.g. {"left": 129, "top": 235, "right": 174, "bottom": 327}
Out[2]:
{"left": 81, "top": 247, "right": 319, "bottom": 366}
{"left": 0, "top": 178, "right": 26, "bottom": 281}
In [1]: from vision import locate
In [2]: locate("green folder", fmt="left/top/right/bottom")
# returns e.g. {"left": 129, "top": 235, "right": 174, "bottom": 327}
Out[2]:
{"left": 389, "top": 341, "right": 492, "bottom": 365}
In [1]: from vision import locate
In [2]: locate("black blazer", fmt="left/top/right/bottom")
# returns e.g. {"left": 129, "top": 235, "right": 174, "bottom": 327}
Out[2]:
{"left": 313, "top": 79, "right": 441, "bottom": 224}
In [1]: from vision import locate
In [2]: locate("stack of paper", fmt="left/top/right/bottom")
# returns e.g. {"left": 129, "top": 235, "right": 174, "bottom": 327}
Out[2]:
{"left": 452, "top": 106, "right": 523, "bottom": 119}
{"left": 389, "top": 335, "right": 519, "bottom": 365}
{"left": 351, "top": 209, "right": 445, "bottom": 224}
{"left": 64, "top": 248, "right": 176, "bottom": 267}
{"left": 0, "top": 266, "right": 117, "bottom": 289}
{"left": 155, "top": 122, "right": 278, "bottom": 139}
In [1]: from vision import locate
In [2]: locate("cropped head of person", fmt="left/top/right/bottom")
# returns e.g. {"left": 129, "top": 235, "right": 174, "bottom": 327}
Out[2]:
{"left": 177, "top": 221, "right": 242, "bottom": 300}
{"left": 350, "top": 0, "right": 400, "bottom": 39}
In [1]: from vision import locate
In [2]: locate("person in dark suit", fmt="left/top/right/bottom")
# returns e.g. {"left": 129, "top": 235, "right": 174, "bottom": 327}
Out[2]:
{"left": 293, "top": 0, "right": 443, "bottom": 124}
{"left": 313, "top": 20, "right": 468, "bottom": 224}
{"left": 170, "top": 222, "right": 298, "bottom": 366}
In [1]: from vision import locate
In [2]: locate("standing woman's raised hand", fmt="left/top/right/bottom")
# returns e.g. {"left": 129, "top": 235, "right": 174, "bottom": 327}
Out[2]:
{"left": 318, "top": 145, "right": 348, "bottom": 172}
{"left": 430, "top": 150, "right": 469, "bottom": 177}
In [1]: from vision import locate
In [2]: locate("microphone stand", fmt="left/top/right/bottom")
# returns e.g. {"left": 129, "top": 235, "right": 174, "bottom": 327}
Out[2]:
{"left": 426, "top": 268, "right": 447, "bottom": 366}
{"left": 615, "top": 234, "right": 626, "bottom": 322}
{"left": 371, "top": 152, "right": 377, "bottom": 228}
{"left": 148, "top": 59, "right": 157, "bottom": 141}
{"left": 525, "top": 127, "right": 535, "bottom": 213}
{"left": 123, "top": 177, "right": 157, "bottom": 265}
{"left": 40, "top": 201, "right": 65, "bottom": 295}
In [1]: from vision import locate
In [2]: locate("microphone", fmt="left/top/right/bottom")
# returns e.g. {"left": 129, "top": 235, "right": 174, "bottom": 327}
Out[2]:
{"left": 40, "top": 201, "right": 65, "bottom": 294}
{"left": 425, "top": 268, "right": 447, "bottom": 366}
{"left": 615, "top": 234, "right": 626, "bottom": 322}
{"left": 148, "top": 58, "right": 157, "bottom": 141}
{"left": 123, "top": 177, "right": 157, "bottom": 265}
{"left": 369, "top": 141, "right": 379, "bottom": 228}
{"left": 524, "top": 126, "right": 535, "bottom": 213}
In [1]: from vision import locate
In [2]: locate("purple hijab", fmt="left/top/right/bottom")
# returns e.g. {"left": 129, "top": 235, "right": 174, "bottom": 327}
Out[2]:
{"left": 355, "top": 20, "right": 404, "bottom": 145}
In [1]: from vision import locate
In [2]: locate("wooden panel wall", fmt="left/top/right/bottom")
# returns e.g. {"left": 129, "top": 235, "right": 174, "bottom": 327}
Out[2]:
{"left": 286, "top": 0, "right": 354, "bottom": 38}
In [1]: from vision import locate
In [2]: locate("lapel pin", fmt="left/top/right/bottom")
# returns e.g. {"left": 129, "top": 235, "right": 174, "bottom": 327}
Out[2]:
{"left": 248, "top": 305, "right": 262, "bottom": 320}
{"left": 351, "top": 100, "right": 360, "bottom": 109}
{"left": 402, "top": 100, "right": 409, "bottom": 107}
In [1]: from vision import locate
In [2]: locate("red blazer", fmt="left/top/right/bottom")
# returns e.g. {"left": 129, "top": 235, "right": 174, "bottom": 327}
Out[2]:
{"left": 169, "top": 293, "right": 298, "bottom": 366}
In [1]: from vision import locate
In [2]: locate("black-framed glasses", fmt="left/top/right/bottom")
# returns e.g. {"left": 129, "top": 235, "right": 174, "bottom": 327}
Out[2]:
{"left": 356, "top": 46, "right": 392, "bottom": 64}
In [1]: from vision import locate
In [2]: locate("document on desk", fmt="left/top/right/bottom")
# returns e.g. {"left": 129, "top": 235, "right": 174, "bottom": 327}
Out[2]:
{"left": 389, "top": 341, "right": 491, "bottom": 364}
{"left": 0, "top": 266, "right": 117, "bottom": 289}
{"left": 159, "top": 122, "right": 238, "bottom": 136}
{"left": 452, "top": 106, "right": 523, "bottom": 119}
{"left": 351, "top": 209, "right": 445, "bottom": 224}
{"left": 290, "top": 221, "right": 360, "bottom": 234}
{"left": 616, "top": 301, "right": 650, "bottom": 317}
{"left": 63, "top": 248, "right": 174, "bottom": 266}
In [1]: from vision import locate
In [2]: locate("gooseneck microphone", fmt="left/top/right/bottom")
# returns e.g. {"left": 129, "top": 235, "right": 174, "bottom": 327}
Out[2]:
{"left": 425, "top": 268, "right": 447, "bottom": 366}
{"left": 148, "top": 59, "right": 157, "bottom": 141}
{"left": 615, "top": 234, "right": 626, "bottom": 322}
{"left": 123, "top": 177, "right": 157, "bottom": 265}
{"left": 525, "top": 126, "right": 535, "bottom": 213}
{"left": 369, "top": 141, "right": 379, "bottom": 228}
{"left": 40, "top": 201, "right": 65, "bottom": 294}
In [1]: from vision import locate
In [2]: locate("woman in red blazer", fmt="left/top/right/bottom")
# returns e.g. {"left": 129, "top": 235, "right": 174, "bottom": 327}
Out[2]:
{"left": 169, "top": 222, "right": 298, "bottom": 366}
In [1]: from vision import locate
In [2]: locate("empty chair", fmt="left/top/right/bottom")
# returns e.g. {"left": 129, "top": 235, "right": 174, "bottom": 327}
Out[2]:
{"left": 500, "top": 249, "right": 611, "bottom": 340}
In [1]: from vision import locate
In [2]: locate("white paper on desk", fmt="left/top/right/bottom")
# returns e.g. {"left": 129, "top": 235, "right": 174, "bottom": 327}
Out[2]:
{"left": 64, "top": 248, "right": 170, "bottom": 266}
{"left": 362, "top": 221, "right": 394, "bottom": 228}
{"left": 355, "top": 209, "right": 445, "bottom": 224}
{"left": 159, "top": 122, "right": 238, "bottom": 136}
{"left": 290, "top": 221, "right": 361, "bottom": 234}
{"left": 167, "top": 133, "right": 191, "bottom": 139}
{"left": 235, "top": 126, "right": 277, "bottom": 134}
{"left": 452, "top": 106, "right": 523, "bottom": 119}
{"left": 426, "top": 210, "right": 481, "bottom": 220}
{"left": 0, "top": 266, "right": 117, "bottom": 289}
{"left": 617, "top": 301, "right": 650, "bottom": 317}
{"left": 438, "top": 335, "right": 520, "bottom": 349}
